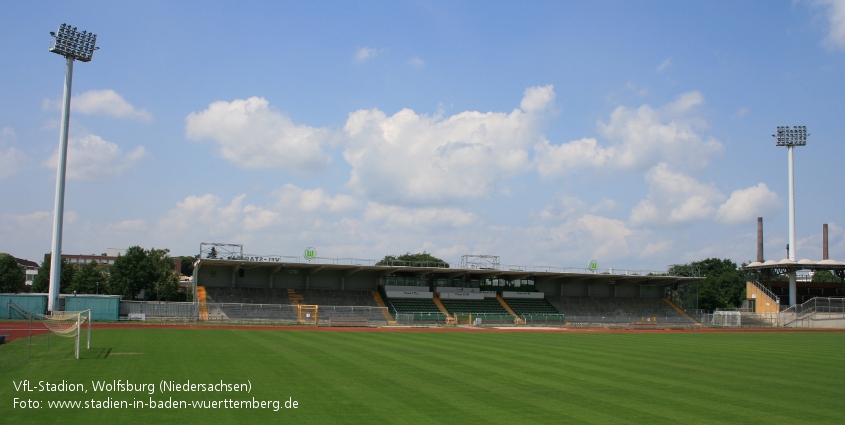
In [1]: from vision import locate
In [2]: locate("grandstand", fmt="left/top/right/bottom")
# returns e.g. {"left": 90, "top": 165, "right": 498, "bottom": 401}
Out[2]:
{"left": 763, "top": 281, "right": 845, "bottom": 305}
{"left": 182, "top": 253, "right": 708, "bottom": 326}
{"left": 3, "top": 249, "right": 709, "bottom": 327}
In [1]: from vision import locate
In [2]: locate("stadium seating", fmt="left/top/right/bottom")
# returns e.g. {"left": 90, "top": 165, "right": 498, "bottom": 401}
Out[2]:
{"left": 441, "top": 298, "right": 509, "bottom": 315}
{"left": 503, "top": 298, "right": 560, "bottom": 315}
{"left": 384, "top": 296, "right": 447, "bottom": 322}
{"left": 203, "top": 287, "right": 377, "bottom": 307}
{"left": 388, "top": 298, "right": 442, "bottom": 313}
{"left": 300, "top": 289, "right": 378, "bottom": 307}
{"left": 546, "top": 296, "right": 695, "bottom": 324}
{"left": 204, "top": 287, "right": 288, "bottom": 304}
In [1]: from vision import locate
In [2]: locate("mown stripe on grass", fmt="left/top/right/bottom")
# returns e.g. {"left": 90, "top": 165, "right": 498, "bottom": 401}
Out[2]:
{"left": 1, "top": 328, "right": 843, "bottom": 424}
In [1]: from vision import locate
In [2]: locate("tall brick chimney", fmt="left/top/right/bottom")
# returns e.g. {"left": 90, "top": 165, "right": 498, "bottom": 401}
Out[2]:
{"left": 823, "top": 223, "right": 829, "bottom": 260}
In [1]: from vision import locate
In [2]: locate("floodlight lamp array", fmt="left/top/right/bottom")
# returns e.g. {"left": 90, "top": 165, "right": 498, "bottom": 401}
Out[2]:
{"left": 773, "top": 125, "right": 807, "bottom": 147}
{"left": 49, "top": 23, "right": 97, "bottom": 62}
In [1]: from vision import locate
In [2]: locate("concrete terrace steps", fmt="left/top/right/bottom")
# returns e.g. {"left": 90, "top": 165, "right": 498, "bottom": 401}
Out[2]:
{"left": 431, "top": 293, "right": 456, "bottom": 324}
{"left": 496, "top": 294, "right": 524, "bottom": 325}
{"left": 371, "top": 291, "right": 397, "bottom": 324}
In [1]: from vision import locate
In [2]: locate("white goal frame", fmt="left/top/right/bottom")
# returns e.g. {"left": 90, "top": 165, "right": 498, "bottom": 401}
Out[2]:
{"left": 8, "top": 302, "right": 91, "bottom": 360}
{"left": 711, "top": 310, "right": 741, "bottom": 327}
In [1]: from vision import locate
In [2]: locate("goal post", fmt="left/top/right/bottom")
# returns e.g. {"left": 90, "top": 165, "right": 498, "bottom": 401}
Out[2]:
{"left": 297, "top": 305, "right": 319, "bottom": 325}
{"left": 8, "top": 302, "right": 91, "bottom": 360}
{"left": 711, "top": 310, "right": 741, "bottom": 327}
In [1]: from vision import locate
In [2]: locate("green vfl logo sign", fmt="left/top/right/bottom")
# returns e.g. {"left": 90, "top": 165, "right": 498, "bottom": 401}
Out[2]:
{"left": 588, "top": 260, "right": 598, "bottom": 272}
{"left": 304, "top": 247, "right": 316, "bottom": 260}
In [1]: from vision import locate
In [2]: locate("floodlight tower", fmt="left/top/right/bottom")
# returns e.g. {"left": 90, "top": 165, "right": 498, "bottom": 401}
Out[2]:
{"left": 47, "top": 24, "right": 98, "bottom": 313}
{"left": 773, "top": 125, "right": 807, "bottom": 306}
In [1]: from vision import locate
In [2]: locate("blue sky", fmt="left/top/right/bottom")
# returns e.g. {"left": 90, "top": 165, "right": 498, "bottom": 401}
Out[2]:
{"left": 1, "top": 1, "right": 843, "bottom": 271}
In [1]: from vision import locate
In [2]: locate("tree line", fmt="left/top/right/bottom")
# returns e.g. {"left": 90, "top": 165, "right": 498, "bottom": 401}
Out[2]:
{"left": 0, "top": 247, "right": 195, "bottom": 302}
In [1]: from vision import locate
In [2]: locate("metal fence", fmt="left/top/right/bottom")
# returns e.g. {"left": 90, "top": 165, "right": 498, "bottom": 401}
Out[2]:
{"left": 563, "top": 315, "right": 697, "bottom": 325}
{"left": 692, "top": 298, "right": 845, "bottom": 329}
{"left": 777, "top": 297, "right": 845, "bottom": 328}
{"left": 120, "top": 301, "right": 388, "bottom": 325}
{"left": 112, "top": 297, "right": 845, "bottom": 328}
{"left": 519, "top": 313, "right": 567, "bottom": 326}
{"left": 394, "top": 312, "right": 450, "bottom": 325}
{"left": 120, "top": 301, "right": 198, "bottom": 322}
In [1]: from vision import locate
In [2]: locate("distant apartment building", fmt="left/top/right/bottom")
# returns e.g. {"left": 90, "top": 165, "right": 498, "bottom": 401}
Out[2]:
{"left": 14, "top": 257, "right": 39, "bottom": 287}
{"left": 13, "top": 249, "right": 181, "bottom": 286}
{"left": 62, "top": 249, "right": 181, "bottom": 274}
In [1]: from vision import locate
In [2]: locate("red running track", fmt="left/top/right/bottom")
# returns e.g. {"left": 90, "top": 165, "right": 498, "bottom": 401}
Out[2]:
{"left": 2, "top": 321, "right": 843, "bottom": 343}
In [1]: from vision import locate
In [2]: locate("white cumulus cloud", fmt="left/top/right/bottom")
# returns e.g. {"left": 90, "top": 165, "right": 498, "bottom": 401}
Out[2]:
{"left": 631, "top": 164, "right": 781, "bottom": 227}
{"left": 343, "top": 85, "right": 555, "bottom": 205}
{"left": 534, "top": 137, "right": 614, "bottom": 175}
{"left": 74, "top": 90, "right": 153, "bottom": 121}
{"left": 185, "top": 97, "right": 333, "bottom": 173}
{"left": 274, "top": 184, "right": 359, "bottom": 213}
{"left": 158, "top": 194, "right": 246, "bottom": 238}
{"left": 598, "top": 91, "right": 722, "bottom": 171}
{"left": 535, "top": 92, "right": 723, "bottom": 178}
{"left": 355, "top": 47, "right": 382, "bottom": 63}
{"left": 43, "top": 90, "right": 152, "bottom": 121}
{"left": 2, "top": 210, "right": 78, "bottom": 244}
{"left": 543, "top": 214, "right": 638, "bottom": 261}
{"left": 364, "top": 203, "right": 477, "bottom": 229}
{"left": 630, "top": 163, "right": 725, "bottom": 226}
{"left": 716, "top": 183, "right": 780, "bottom": 225}
{"left": 43, "top": 133, "right": 146, "bottom": 181}
{"left": 812, "top": 0, "right": 845, "bottom": 50}
{"left": 0, "top": 127, "right": 27, "bottom": 179}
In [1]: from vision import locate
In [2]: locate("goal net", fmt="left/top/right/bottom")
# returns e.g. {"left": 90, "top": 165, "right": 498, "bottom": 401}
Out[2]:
{"left": 8, "top": 302, "right": 91, "bottom": 360}
{"left": 710, "top": 310, "right": 741, "bottom": 327}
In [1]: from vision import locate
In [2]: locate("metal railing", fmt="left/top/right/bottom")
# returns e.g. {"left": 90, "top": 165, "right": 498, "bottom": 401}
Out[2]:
{"left": 749, "top": 280, "right": 781, "bottom": 307}
{"left": 119, "top": 301, "right": 387, "bottom": 325}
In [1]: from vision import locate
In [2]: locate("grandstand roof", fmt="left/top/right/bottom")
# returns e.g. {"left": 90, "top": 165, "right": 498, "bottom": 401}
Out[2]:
{"left": 743, "top": 259, "right": 845, "bottom": 273}
{"left": 196, "top": 258, "right": 703, "bottom": 286}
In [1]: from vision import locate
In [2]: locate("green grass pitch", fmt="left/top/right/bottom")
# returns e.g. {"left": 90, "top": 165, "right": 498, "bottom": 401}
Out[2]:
{"left": 2, "top": 327, "right": 844, "bottom": 424}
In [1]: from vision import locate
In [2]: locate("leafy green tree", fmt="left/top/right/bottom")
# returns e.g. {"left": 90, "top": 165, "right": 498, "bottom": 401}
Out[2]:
{"left": 69, "top": 261, "right": 107, "bottom": 294}
{"left": 30, "top": 253, "right": 75, "bottom": 293}
{"left": 147, "top": 248, "right": 179, "bottom": 301}
{"left": 108, "top": 246, "right": 182, "bottom": 301}
{"left": 108, "top": 246, "right": 149, "bottom": 300}
{"left": 688, "top": 258, "right": 746, "bottom": 312}
{"left": 178, "top": 255, "right": 198, "bottom": 276}
{"left": 812, "top": 270, "right": 839, "bottom": 283}
{"left": 376, "top": 252, "right": 449, "bottom": 268}
{"left": 0, "top": 253, "right": 25, "bottom": 293}
{"left": 207, "top": 247, "right": 218, "bottom": 259}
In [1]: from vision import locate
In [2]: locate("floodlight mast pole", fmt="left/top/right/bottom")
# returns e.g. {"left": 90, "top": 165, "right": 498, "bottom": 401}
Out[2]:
{"left": 774, "top": 126, "right": 807, "bottom": 307}
{"left": 47, "top": 24, "right": 97, "bottom": 313}
{"left": 787, "top": 144, "right": 797, "bottom": 306}
{"left": 48, "top": 55, "right": 73, "bottom": 313}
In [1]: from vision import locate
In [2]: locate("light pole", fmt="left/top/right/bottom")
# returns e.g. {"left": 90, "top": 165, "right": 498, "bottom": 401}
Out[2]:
{"left": 773, "top": 125, "right": 807, "bottom": 306}
{"left": 47, "top": 24, "right": 98, "bottom": 313}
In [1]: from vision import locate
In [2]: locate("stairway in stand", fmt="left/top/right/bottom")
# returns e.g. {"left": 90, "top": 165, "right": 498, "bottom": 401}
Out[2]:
{"left": 371, "top": 291, "right": 397, "bottom": 324}
{"left": 287, "top": 288, "right": 303, "bottom": 305}
{"left": 197, "top": 286, "right": 208, "bottom": 321}
{"left": 496, "top": 294, "right": 525, "bottom": 325}
{"left": 432, "top": 293, "right": 457, "bottom": 325}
